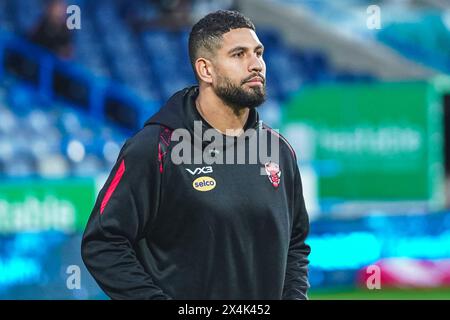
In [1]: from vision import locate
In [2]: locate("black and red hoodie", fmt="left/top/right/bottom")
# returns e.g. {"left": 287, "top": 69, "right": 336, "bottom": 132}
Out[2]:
{"left": 81, "top": 86, "right": 311, "bottom": 300}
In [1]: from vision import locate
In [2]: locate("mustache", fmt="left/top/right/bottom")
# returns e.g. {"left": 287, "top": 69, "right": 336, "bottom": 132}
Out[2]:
{"left": 241, "top": 73, "right": 266, "bottom": 85}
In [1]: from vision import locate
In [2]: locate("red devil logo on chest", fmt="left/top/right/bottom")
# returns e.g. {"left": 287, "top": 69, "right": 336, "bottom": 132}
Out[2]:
{"left": 265, "top": 161, "right": 281, "bottom": 188}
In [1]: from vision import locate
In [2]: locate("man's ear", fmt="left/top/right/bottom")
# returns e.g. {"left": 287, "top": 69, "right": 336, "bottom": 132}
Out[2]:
{"left": 195, "top": 58, "right": 214, "bottom": 84}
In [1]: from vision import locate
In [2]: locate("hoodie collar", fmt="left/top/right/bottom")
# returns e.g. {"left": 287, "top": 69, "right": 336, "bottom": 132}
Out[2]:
{"left": 145, "top": 86, "right": 261, "bottom": 136}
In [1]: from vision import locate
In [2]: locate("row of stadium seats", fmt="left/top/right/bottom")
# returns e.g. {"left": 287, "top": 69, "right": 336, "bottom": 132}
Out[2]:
{"left": 0, "top": 84, "right": 127, "bottom": 178}
{"left": 0, "top": 0, "right": 374, "bottom": 105}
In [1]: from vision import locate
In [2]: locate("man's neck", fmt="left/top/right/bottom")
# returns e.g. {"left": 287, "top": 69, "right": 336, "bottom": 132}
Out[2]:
{"left": 195, "top": 87, "right": 249, "bottom": 137}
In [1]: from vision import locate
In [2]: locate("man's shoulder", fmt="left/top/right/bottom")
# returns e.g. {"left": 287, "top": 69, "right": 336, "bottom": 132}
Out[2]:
{"left": 261, "top": 122, "right": 297, "bottom": 162}
{"left": 121, "top": 124, "right": 169, "bottom": 161}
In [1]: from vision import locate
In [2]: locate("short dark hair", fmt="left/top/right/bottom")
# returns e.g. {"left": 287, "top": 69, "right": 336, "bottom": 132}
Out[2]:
{"left": 188, "top": 10, "right": 256, "bottom": 79}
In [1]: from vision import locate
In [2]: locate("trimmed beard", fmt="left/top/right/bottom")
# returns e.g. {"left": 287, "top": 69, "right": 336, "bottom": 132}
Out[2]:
{"left": 213, "top": 74, "right": 266, "bottom": 115}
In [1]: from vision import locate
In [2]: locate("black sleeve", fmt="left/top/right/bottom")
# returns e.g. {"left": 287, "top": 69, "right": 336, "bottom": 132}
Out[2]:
{"left": 81, "top": 126, "right": 171, "bottom": 300}
{"left": 282, "top": 165, "right": 311, "bottom": 300}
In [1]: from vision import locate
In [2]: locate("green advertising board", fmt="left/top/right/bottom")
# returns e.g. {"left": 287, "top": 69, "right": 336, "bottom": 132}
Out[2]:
{"left": 0, "top": 178, "right": 96, "bottom": 233}
{"left": 282, "top": 78, "right": 449, "bottom": 209}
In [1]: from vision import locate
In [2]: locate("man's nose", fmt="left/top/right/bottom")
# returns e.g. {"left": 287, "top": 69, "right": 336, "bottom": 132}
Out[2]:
{"left": 248, "top": 54, "right": 264, "bottom": 73}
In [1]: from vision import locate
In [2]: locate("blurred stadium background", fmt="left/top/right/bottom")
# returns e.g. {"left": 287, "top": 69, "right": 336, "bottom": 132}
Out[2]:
{"left": 1, "top": 0, "right": 450, "bottom": 299}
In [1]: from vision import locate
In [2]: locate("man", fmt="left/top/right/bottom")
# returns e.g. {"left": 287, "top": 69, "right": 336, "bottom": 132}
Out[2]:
{"left": 29, "top": 0, "right": 73, "bottom": 59}
{"left": 81, "top": 10, "right": 310, "bottom": 300}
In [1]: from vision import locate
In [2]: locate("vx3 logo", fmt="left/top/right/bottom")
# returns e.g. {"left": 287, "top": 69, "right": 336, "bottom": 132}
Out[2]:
{"left": 185, "top": 166, "right": 213, "bottom": 175}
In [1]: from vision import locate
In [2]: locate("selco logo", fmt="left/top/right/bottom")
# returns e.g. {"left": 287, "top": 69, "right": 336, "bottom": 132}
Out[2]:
{"left": 193, "top": 176, "right": 216, "bottom": 192}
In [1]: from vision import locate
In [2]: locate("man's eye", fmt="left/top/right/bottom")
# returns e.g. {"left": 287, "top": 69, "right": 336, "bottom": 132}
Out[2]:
{"left": 256, "top": 51, "right": 263, "bottom": 57}
{"left": 234, "top": 52, "right": 244, "bottom": 57}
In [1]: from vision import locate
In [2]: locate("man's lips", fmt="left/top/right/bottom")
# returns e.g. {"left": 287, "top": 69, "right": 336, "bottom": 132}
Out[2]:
{"left": 245, "top": 77, "right": 264, "bottom": 84}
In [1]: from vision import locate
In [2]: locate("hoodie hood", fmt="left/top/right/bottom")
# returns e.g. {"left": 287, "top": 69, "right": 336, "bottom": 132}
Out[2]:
{"left": 144, "top": 86, "right": 195, "bottom": 130}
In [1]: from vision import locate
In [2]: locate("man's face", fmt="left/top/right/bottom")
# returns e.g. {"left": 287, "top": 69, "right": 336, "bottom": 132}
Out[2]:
{"left": 211, "top": 28, "right": 267, "bottom": 113}
{"left": 48, "top": 1, "right": 67, "bottom": 23}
